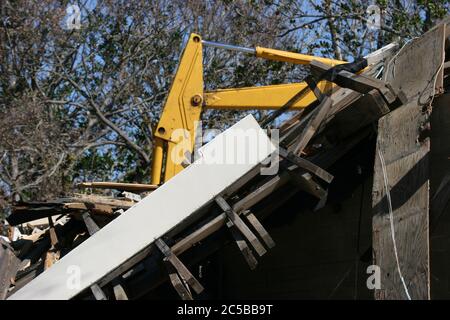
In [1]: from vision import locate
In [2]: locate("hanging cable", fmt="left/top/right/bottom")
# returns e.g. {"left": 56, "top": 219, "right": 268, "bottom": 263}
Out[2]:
{"left": 377, "top": 147, "right": 411, "bottom": 300}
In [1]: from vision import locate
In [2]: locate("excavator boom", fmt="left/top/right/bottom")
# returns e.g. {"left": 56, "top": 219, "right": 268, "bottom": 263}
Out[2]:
{"left": 151, "top": 34, "right": 348, "bottom": 185}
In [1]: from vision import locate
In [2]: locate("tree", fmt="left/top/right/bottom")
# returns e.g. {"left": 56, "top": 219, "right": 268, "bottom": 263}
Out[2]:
{"left": 277, "top": 0, "right": 450, "bottom": 60}
{"left": 0, "top": 0, "right": 448, "bottom": 219}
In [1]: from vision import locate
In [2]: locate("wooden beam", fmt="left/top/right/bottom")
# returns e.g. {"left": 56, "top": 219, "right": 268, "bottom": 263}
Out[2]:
{"left": 287, "top": 170, "right": 327, "bottom": 199}
{"left": 164, "top": 259, "right": 193, "bottom": 300}
{"left": 155, "top": 238, "right": 204, "bottom": 295}
{"left": 82, "top": 212, "right": 100, "bottom": 236}
{"left": 113, "top": 283, "right": 129, "bottom": 300}
{"left": 0, "top": 241, "right": 20, "bottom": 300}
{"left": 215, "top": 196, "right": 267, "bottom": 257}
{"left": 68, "top": 194, "right": 135, "bottom": 208}
{"left": 279, "top": 147, "right": 333, "bottom": 183}
{"left": 78, "top": 182, "right": 158, "bottom": 192}
{"left": 310, "top": 60, "right": 397, "bottom": 104}
{"left": 384, "top": 23, "right": 445, "bottom": 104}
{"left": 90, "top": 284, "right": 108, "bottom": 300}
{"left": 226, "top": 221, "right": 258, "bottom": 270}
{"left": 243, "top": 210, "right": 275, "bottom": 249}
{"left": 289, "top": 96, "right": 333, "bottom": 156}
{"left": 170, "top": 165, "right": 325, "bottom": 257}
{"left": 64, "top": 202, "right": 114, "bottom": 215}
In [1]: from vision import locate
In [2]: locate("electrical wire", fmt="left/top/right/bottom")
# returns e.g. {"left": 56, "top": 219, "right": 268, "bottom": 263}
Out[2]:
{"left": 377, "top": 147, "right": 411, "bottom": 300}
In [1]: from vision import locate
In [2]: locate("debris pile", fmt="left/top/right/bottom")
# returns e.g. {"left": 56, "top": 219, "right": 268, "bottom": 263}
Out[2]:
{"left": 1, "top": 20, "right": 449, "bottom": 300}
{"left": 1, "top": 190, "right": 143, "bottom": 298}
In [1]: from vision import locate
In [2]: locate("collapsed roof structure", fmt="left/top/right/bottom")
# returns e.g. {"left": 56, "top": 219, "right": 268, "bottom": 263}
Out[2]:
{"left": 1, "top": 18, "right": 449, "bottom": 300}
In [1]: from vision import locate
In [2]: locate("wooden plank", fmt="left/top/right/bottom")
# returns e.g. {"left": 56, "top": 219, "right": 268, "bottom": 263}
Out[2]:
{"left": 372, "top": 101, "right": 430, "bottom": 300}
{"left": 171, "top": 165, "right": 325, "bottom": 257}
{"left": 48, "top": 218, "right": 59, "bottom": 248}
{"left": 215, "top": 196, "right": 266, "bottom": 257}
{"left": 164, "top": 259, "right": 193, "bottom": 300}
{"left": 310, "top": 60, "right": 397, "bottom": 104}
{"left": 279, "top": 88, "right": 360, "bottom": 147}
{"left": 336, "top": 70, "right": 397, "bottom": 104}
{"left": 82, "top": 212, "right": 100, "bottom": 236}
{"left": 234, "top": 172, "right": 289, "bottom": 213}
{"left": 289, "top": 96, "right": 333, "bottom": 156}
{"left": 243, "top": 210, "right": 275, "bottom": 249}
{"left": 113, "top": 284, "right": 129, "bottom": 300}
{"left": 279, "top": 109, "right": 305, "bottom": 134}
{"left": 226, "top": 221, "right": 258, "bottom": 270}
{"left": 0, "top": 241, "right": 20, "bottom": 300}
{"left": 279, "top": 147, "right": 333, "bottom": 183}
{"left": 305, "top": 75, "right": 325, "bottom": 101}
{"left": 44, "top": 218, "right": 60, "bottom": 271}
{"left": 90, "top": 284, "right": 107, "bottom": 300}
{"left": 171, "top": 172, "right": 289, "bottom": 255}
{"left": 8, "top": 196, "right": 132, "bottom": 226}
{"left": 64, "top": 202, "right": 114, "bottom": 215}
{"left": 68, "top": 194, "right": 135, "bottom": 208}
{"left": 78, "top": 182, "right": 158, "bottom": 192}
{"left": 286, "top": 170, "right": 327, "bottom": 199}
{"left": 155, "top": 239, "right": 204, "bottom": 295}
{"left": 383, "top": 23, "right": 445, "bottom": 104}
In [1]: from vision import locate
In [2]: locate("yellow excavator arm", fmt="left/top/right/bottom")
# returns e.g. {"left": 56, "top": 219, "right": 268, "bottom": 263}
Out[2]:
{"left": 151, "top": 33, "right": 347, "bottom": 185}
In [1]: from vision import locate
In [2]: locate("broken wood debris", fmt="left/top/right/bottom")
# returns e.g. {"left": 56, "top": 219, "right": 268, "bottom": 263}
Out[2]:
{"left": 2, "top": 22, "right": 447, "bottom": 301}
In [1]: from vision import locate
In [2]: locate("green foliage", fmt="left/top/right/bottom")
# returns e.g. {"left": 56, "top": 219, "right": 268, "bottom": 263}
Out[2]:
{"left": 0, "top": 0, "right": 448, "bottom": 209}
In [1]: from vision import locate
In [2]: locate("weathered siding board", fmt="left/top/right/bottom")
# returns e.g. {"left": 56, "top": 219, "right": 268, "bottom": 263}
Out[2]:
{"left": 0, "top": 241, "right": 20, "bottom": 300}
{"left": 371, "top": 21, "right": 446, "bottom": 300}
{"left": 383, "top": 24, "right": 445, "bottom": 106}
{"left": 372, "top": 102, "right": 430, "bottom": 300}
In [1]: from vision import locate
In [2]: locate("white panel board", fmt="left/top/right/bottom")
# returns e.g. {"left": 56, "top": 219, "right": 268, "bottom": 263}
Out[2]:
{"left": 9, "top": 115, "right": 275, "bottom": 300}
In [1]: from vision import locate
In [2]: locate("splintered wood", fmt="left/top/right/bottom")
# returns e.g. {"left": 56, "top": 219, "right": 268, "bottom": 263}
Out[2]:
{"left": 1, "top": 21, "right": 446, "bottom": 300}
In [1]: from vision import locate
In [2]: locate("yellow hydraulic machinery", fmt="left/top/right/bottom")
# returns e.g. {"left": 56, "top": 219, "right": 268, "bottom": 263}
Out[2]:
{"left": 151, "top": 33, "right": 349, "bottom": 185}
